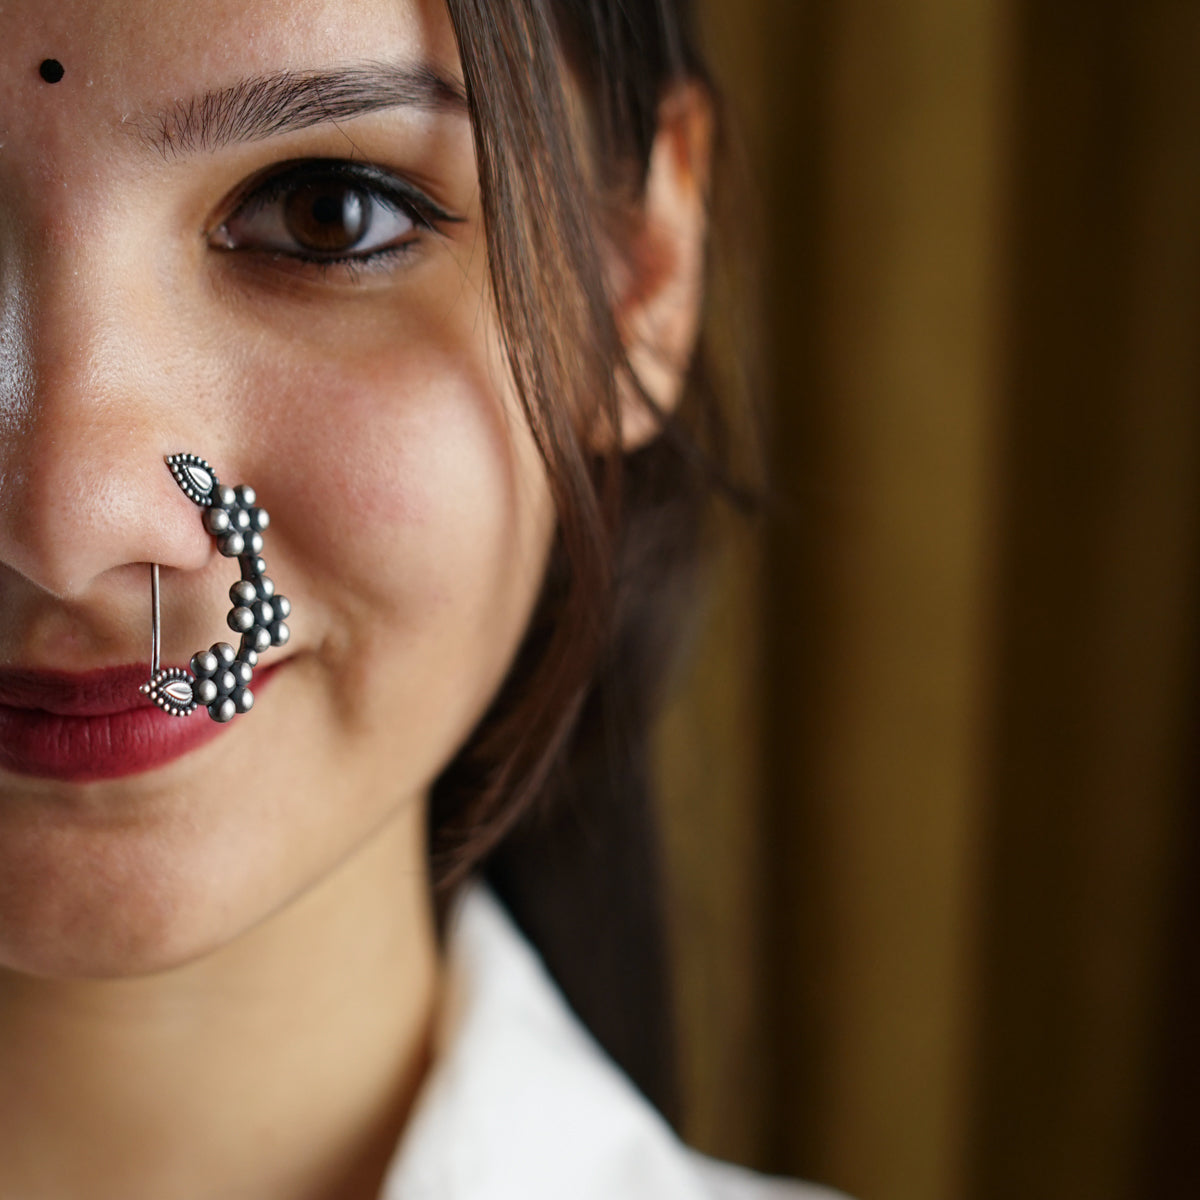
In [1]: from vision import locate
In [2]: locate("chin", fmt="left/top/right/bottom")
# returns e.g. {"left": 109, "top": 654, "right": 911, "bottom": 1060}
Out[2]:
{"left": 0, "top": 808, "right": 271, "bottom": 981}
{"left": 0, "top": 905, "right": 231, "bottom": 983}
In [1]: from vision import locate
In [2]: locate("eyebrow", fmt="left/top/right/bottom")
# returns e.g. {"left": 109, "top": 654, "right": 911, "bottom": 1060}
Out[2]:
{"left": 139, "top": 61, "right": 469, "bottom": 158}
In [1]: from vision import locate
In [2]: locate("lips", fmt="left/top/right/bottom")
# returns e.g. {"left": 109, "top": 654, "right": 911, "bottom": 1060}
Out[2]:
{"left": 0, "top": 663, "right": 279, "bottom": 783}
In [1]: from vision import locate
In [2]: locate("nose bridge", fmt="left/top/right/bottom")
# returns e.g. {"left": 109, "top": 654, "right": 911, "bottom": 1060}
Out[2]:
{"left": 0, "top": 228, "right": 211, "bottom": 599}
{"left": 25, "top": 248, "right": 136, "bottom": 419}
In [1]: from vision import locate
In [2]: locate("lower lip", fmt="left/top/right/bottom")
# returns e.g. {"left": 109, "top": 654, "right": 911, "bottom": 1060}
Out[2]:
{"left": 0, "top": 665, "right": 281, "bottom": 784}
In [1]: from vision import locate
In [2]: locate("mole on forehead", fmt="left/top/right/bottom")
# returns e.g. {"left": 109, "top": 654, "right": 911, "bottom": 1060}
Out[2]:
{"left": 39, "top": 58, "right": 66, "bottom": 84}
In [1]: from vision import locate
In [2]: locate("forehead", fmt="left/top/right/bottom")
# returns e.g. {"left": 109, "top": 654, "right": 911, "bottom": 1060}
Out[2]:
{"left": 0, "top": 0, "right": 458, "bottom": 141}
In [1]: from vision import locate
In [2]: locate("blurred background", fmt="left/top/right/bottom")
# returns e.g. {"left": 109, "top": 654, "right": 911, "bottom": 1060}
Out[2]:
{"left": 656, "top": 2, "right": 1200, "bottom": 1199}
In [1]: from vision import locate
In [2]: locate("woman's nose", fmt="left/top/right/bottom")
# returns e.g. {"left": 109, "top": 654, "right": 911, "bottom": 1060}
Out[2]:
{"left": 0, "top": 247, "right": 213, "bottom": 600}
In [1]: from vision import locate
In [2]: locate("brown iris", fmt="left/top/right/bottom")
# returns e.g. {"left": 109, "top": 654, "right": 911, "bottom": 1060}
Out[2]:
{"left": 283, "top": 182, "right": 370, "bottom": 254}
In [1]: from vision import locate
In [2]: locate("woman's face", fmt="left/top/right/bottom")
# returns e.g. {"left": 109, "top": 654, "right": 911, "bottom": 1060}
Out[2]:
{"left": 0, "top": 0, "right": 557, "bottom": 976}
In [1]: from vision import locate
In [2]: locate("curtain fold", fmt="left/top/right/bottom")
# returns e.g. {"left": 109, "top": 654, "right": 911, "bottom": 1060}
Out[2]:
{"left": 659, "top": 3, "right": 1200, "bottom": 1199}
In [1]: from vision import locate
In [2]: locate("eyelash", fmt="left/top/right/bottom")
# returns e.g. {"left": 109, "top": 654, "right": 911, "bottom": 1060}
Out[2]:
{"left": 210, "top": 159, "right": 458, "bottom": 273}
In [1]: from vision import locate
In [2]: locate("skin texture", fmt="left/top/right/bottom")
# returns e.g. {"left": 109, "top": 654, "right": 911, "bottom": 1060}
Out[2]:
{"left": 0, "top": 1, "right": 709, "bottom": 1197}
{"left": 0, "top": 1, "right": 547, "bottom": 1196}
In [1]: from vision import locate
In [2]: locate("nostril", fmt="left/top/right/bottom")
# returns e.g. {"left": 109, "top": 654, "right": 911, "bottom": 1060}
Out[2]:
{"left": 0, "top": 441, "right": 216, "bottom": 600}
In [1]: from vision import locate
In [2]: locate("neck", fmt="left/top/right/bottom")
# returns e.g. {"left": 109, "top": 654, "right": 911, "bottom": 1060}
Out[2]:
{"left": 0, "top": 805, "right": 439, "bottom": 1200}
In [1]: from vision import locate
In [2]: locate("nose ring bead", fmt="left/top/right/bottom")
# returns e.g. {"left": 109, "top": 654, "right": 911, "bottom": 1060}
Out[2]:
{"left": 140, "top": 453, "right": 291, "bottom": 722}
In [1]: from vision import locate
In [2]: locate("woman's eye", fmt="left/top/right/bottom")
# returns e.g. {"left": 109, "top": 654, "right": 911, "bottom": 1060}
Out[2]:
{"left": 212, "top": 163, "right": 439, "bottom": 263}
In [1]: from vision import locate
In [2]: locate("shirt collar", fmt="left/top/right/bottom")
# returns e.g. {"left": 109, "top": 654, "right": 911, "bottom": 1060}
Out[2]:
{"left": 378, "top": 884, "right": 716, "bottom": 1200}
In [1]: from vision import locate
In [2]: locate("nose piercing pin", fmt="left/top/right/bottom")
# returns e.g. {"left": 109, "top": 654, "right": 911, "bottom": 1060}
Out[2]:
{"left": 141, "top": 454, "right": 291, "bottom": 722}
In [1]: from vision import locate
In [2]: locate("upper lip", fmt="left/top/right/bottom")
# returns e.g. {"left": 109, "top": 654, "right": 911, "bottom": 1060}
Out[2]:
{"left": 0, "top": 665, "right": 159, "bottom": 716}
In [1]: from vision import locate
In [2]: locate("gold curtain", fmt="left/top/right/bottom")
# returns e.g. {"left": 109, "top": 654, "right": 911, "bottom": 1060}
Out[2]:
{"left": 658, "top": 3, "right": 1200, "bottom": 1200}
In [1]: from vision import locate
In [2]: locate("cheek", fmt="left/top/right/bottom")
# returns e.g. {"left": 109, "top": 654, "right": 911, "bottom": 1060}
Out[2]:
{"left": 239, "top": 301, "right": 554, "bottom": 750}
{"left": 268, "top": 339, "right": 531, "bottom": 606}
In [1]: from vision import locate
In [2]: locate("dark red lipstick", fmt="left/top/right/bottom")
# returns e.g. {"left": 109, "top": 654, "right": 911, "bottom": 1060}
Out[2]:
{"left": 0, "top": 664, "right": 279, "bottom": 783}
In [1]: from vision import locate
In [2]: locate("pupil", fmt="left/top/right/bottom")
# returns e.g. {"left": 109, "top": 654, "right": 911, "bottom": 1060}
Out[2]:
{"left": 311, "top": 196, "right": 343, "bottom": 226}
{"left": 285, "top": 184, "right": 369, "bottom": 253}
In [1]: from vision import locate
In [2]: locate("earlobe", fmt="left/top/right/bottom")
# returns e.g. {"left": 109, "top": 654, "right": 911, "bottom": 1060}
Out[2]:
{"left": 607, "top": 82, "right": 713, "bottom": 452}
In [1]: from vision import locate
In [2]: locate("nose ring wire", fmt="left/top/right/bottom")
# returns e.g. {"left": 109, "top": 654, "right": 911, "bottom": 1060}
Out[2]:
{"left": 150, "top": 562, "right": 162, "bottom": 676}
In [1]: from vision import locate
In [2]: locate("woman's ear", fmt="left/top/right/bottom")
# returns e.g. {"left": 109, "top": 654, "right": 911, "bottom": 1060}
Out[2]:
{"left": 605, "top": 81, "right": 713, "bottom": 451}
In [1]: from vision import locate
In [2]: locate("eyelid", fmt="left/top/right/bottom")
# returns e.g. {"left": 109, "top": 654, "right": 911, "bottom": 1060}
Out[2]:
{"left": 210, "top": 157, "right": 463, "bottom": 247}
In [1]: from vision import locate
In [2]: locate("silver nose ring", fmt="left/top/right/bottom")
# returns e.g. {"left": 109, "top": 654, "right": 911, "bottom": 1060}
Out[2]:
{"left": 141, "top": 453, "right": 291, "bottom": 722}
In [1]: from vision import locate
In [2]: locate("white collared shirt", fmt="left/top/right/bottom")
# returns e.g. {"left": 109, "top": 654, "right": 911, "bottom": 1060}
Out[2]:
{"left": 380, "top": 886, "right": 845, "bottom": 1200}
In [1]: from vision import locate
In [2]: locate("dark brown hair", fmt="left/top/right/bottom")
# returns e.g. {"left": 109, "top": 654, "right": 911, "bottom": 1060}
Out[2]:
{"left": 429, "top": 0, "right": 746, "bottom": 1124}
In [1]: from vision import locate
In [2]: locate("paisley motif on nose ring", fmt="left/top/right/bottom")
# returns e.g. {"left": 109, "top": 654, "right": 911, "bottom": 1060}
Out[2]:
{"left": 140, "top": 453, "right": 291, "bottom": 723}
